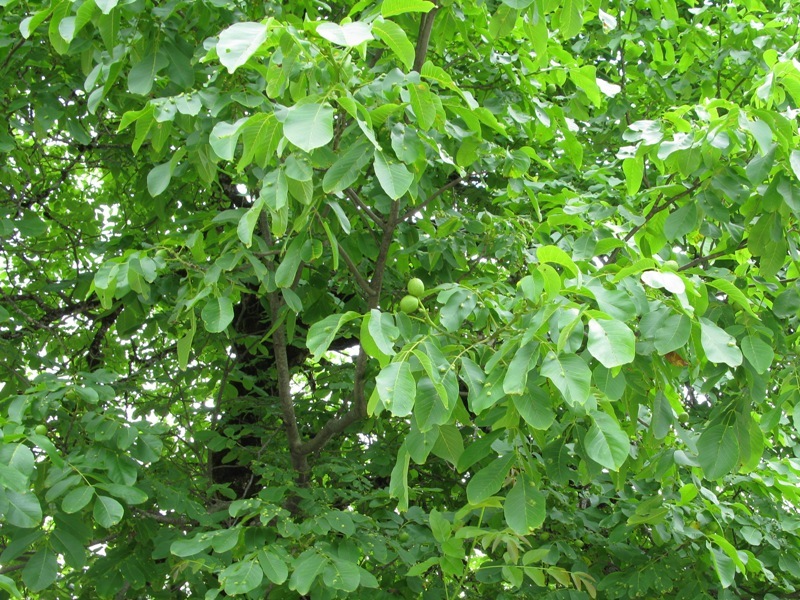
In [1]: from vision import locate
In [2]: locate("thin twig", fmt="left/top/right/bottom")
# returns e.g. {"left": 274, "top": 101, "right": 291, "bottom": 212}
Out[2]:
{"left": 400, "top": 175, "right": 465, "bottom": 222}
{"left": 336, "top": 241, "right": 375, "bottom": 297}
{"left": 344, "top": 187, "right": 384, "bottom": 228}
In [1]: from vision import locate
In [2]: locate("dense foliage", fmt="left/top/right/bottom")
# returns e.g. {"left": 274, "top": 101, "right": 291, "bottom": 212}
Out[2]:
{"left": 2, "top": 0, "right": 800, "bottom": 597}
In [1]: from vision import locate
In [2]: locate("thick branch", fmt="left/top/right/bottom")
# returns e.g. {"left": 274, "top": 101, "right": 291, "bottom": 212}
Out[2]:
{"left": 414, "top": 8, "right": 440, "bottom": 73}
{"left": 299, "top": 202, "right": 400, "bottom": 455}
{"left": 259, "top": 215, "right": 309, "bottom": 481}
{"left": 299, "top": 350, "right": 369, "bottom": 455}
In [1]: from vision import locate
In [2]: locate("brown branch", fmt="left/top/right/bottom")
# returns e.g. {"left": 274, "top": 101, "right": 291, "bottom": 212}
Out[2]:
{"left": 414, "top": 7, "right": 441, "bottom": 73}
{"left": 336, "top": 241, "right": 375, "bottom": 297}
{"left": 344, "top": 187, "right": 384, "bottom": 228}
{"left": 299, "top": 202, "right": 400, "bottom": 456}
{"left": 608, "top": 182, "right": 701, "bottom": 263}
{"left": 400, "top": 175, "right": 465, "bottom": 222}
{"left": 0, "top": 562, "right": 24, "bottom": 575}
{"left": 134, "top": 510, "right": 189, "bottom": 526}
{"left": 679, "top": 239, "right": 747, "bottom": 271}
{"left": 259, "top": 214, "right": 309, "bottom": 484}
{"left": 0, "top": 37, "right": 26, "bottom": 73}
{"left": 299, "top": 350, "right": 369, "bottom": 456}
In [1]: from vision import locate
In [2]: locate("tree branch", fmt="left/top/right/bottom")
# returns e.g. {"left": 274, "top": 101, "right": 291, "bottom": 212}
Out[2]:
{"left": 299, "top": 202, "right": 400, "bottom": 455}
{"left": 679, "top": 239, "right": 747, "bottom": 271}
{"left": 414, "top": 7, "right": 441, "bottom": 73}
{"left": 344, "top": 187, "right": 384, "bottom": 228}
{"left": 608, "top": 181, "right": 701, "bottom": 263}
{"left": 400, "top": 175, "right": 465, "bottom": 222}
{"left": 336, "top": 241, "right": 375, "bottom": 297}
{"left": 259, "top": 214, "right": 309, "bottom": 483}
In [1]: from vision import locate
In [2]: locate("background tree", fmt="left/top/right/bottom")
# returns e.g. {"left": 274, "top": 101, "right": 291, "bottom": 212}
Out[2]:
{"left": 2, "top": 0, "right": 800, "bottom": 598}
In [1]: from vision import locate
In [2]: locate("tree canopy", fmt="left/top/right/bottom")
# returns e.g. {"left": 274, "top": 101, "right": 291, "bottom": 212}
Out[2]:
{"left": 2, "top": 0, "right": 800, "bottom": 597}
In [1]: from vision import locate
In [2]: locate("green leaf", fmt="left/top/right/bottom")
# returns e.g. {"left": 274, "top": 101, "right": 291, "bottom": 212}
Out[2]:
{"left": 467, "top": 453, "right": 515, "bottom": 505}
{"left": 653, "top": 313, "right": 691, "bottom": 355}
{"left": 275, "top": 235, "right": 307, "bottom": 288}
{"left": 322, "top": 139, "right": 373, "bottom": 194}
{"left": 237, "top": 195, "right": 265, "bottom": 247}
{"left": 92, "top": 495, "right": 124, "bottom": 528}
{"left": 709, "top": 545, "right": 736, "bottom": 588}
{"left": 201, "top": 296, "right": 234, "bottom": 333}
{"left": 389, "top": 442, "right": 410, "bottom": 510}
{"left": 537, "top": 245, "right": 579, "bottom": 277}
{"left": 569, "top": 65, "right": 601, "bottom": 106}
{"left": 97, "top": 483, "right": 148, "bottom": 505}
{"left": 501, "top": 0, "right": 535, "bottom": 7}
{"left": 171, "top": 535, "right": 213, "bottom": 557}
{"left": 503, "top": 474, "right": 546, "bottom": 534}
{"left": 5, "top": 490, "right": 42, "bottom": 528}
{"left": 790, "top": 149, "right": 800, "bottom": 181}
{"left": 700, "top": 319, "right": 742, "bottom": 367}
{"left": 146, "top": 161, "right": 173, "bottom": 197}
{"left": 220, "top": 559, "right": 263, "bottom": 595}
{"left": 488, "top": 5, "right": 518, "bottom": 40}
{"left": 513, "top": 385, "right": 555, "bottom": 430}
{"left": 429, "top": 508, "right": 451, "bottom": 542}
{"left": 376, "top": 361, "right": 416, "bottom": 417}
{"left": 62, "top": 486, "right": 94, "bottom": 514}
{"left": 741, "top": 335, "right": 774, "bottom": 374}
{"left": 372, "top": 19, "right": 415, "bottom": 70}
{"left": 238, "top": 113, "right": 282, "bottom": 170}
{"left": 587, "top": 318, "right": 635, "bottom": 368}
{"left": 706, "top": 279, "right": 756, "bottom": 316}
{"left": 408, "top": 81, "right": 437, "bottom": 131}
{"left": 283, "top": 103, "right": 334, "bottom": 152}
{"left": 360, "top": 309, "right": 397, "bottom": 366}
{"left": 664, "top": 203, "right": 698, "bottom": 241}
{"left": 316, "top": 22, "right": 373, "bottom": 47}
{"left": 559, "top": 0, "right": 584, "bottom": 38}
{"left": 708, "top": 533, "right": 747, "bottom": 574}
{"left": 258, "top": 550, "right": 288, "bottom": 584}
{"left": 697, "top": 424, "right": 739, "bottom": 480}
{"left": 21, "top": 548, "right": 58, "bottom": 592}
{"left": 502, "top": 341, "right": 538, "bottom": 395}
{"left": 217, "top": 22, "right": 269, "bottom": 73}
{"left": 323, "top": 558, "right": 361, "bottom": 592}
{"left": 306, "top": 312, "right": 359, "bottom": 360}
{"left": 439, "top": 289, "right": 477, "bottom": 332}
{"left": 209, "top": 118, "right": 247, "bottom": 161}
{"left": 432, "top": 424, "right": 464, "bottom": 465}
{"left": 290, "top": 551, "right": 328, "bottom": 595}
{"left": 541, "top": 352, "right": 591, "bottom": 407}
{"left": 127, "top": 52, "right": 168, "bottom": 95}
{"left": 1, "top": 443, "right": 35, "bottom": 476}
{"left": 381, "top": 0, "right": 436, "bottom": 18}
{"left": 623, "top": 156, "right": 644, "bottom": 195}
{"left": 584, "top": 411, "right": 629, "bottom": 470}
{"left": 373, "top": 150, "right": 413, "bottom": 199}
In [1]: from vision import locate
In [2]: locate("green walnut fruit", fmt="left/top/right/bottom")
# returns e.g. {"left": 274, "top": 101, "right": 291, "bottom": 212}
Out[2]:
{"left": 400, "top": 295, "right": 419, "bottom": 314}
{"left": 398, "top": 531, "right": 410, "bottom": 542}
{"left": 663, "top": 260, "right": 679, "bottom": 271}
{"left": 678, "top": 413, "right": 690, "bottom": 425}
{"left": 34, "top": 424, "right": 47, "bottom": 435}
{"left": 407, "top": 278, "right": 425, "bottom": 298}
